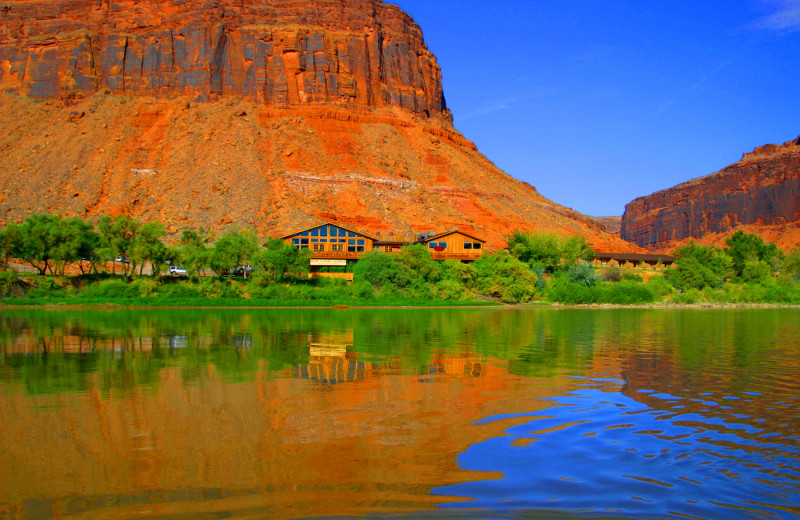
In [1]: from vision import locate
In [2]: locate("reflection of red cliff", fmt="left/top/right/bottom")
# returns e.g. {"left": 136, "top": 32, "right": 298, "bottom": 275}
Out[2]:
{"left": 621, "top": 138, "right": 800, "bottom": 252}
{"left": 0, "top": 361, "right": 573, "bottom": 517}
{"left": 0, "top": 0, "right": 632, "bottom": 252}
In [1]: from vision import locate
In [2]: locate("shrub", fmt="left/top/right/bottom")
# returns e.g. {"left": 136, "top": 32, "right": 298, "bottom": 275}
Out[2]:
{"left": 353, "top": 251, "right": 411, "bottom": 288}
{"left": 568, "top": 262, "right": 597, "bottom": 287}
{"left": 602, "top": 266, "right": 621, "bottom": 282}
{"left": 435, "top": 279, "right": 467, "bottom": 300}
{"left": 670, "top": 288, "right": 702, "bottom": 304}
{"left": 621, "top": 271, "right": 643, "bottom": 282}
{"left": 547, "top": 281, "right": 598, "bottom": 304}
{"left": 601, "top": 282, "right": 655, "bottom": 304}
{"left": 80, "top": 279, "right": 140, "bottom": 299}
{"left": 472, "top": 250, "right": 538, "bottom": 303}
{"left": 0, "top": 270, "right": 20, "bottom": 297}
{"left": 645, "top": 274, "right": 673, "bottom": 299}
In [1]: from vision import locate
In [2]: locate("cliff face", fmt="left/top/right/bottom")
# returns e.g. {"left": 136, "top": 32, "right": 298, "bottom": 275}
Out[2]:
{"left": 0, "top": 0, "right": 448, "bottom": 119}
{"left": 621, "top": 138, "right": 800, "bottom": 251}
{"left": 0, "top": 0, "right": 633, "bottom": 252}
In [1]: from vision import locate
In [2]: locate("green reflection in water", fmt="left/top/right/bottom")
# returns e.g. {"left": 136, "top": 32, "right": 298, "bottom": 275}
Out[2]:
{"left": 1, "top": 308, "right": 798, "bottom": 399}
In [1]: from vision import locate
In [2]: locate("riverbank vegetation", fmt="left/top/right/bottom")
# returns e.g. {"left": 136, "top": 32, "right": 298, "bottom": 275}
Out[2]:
{"left": 1, "top": 214, "right": 799, "bottom": 306}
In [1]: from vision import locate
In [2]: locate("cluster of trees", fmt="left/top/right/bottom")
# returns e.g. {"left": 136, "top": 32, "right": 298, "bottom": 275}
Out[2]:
{"left": 2, "top": 213, "right": 799, "bottom": 305}
{"left": 353, "top": 245, "right": 542, "bottom": 303}
{"left": 0, "top": 213, "right": 311, "bottom": 281}
{"left": 667, "top": 231, "right": 799, "bottom": 290}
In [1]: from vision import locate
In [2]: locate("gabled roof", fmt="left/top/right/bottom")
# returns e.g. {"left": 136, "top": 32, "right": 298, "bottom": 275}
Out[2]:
{"left": 421, "top": 229, "right": 486, "bottom": 243}
{"left": 280, "top": 221, "right": 377, "bottom": 241}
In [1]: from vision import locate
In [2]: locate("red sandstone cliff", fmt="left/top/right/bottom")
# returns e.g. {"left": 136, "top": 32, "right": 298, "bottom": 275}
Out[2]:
{"left": 621, "top": 137, "right": 800, "bottom": 252}
{"left": 0, "top": 0, "right": 633, "bottom": 252}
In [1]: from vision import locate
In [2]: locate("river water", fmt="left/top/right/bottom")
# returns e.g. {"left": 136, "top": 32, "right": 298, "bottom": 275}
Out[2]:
{"left": 0, "top": 307, "right": 798, "bottom": 519}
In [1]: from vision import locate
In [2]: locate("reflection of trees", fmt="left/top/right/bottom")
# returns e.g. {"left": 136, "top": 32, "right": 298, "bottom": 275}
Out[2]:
{"left": 0, "top": 308, "right": 644, "bottom": 396}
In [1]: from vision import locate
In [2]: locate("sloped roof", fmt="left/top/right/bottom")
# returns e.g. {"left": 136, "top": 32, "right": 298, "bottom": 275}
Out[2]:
{"left": 280, "top": 222, "right": 377, "bottom": 241}
{"left": 422, "top": 229, "right": 486, "bottom": 243}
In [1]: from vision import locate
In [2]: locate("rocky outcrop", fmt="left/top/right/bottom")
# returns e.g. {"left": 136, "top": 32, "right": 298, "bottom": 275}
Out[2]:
{"left": 0, "top": 0, "right": 448, "bottom": 120}
{"left": 0, "top": 0, "right": 635, "bottom": 252}
{"left": 621, "top": 137, "right": 800, "bottom": 251}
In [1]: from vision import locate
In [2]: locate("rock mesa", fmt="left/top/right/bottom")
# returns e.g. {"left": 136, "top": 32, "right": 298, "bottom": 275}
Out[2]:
{"left": 621, "top": 137, "right": 800, "bottom": 251}
{"left": 0, "top": 0, "right": 633, "bottom": 252}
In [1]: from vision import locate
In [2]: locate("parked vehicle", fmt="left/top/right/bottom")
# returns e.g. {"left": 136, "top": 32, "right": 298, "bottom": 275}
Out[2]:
{"left": 169, "top": 265, "right": 188, "bottom": 276}
{"left": 233, "top": 264, "right": 253, "bottom": 277}
{"left": 114, "top": 255, "right": 130, "bottom": 264}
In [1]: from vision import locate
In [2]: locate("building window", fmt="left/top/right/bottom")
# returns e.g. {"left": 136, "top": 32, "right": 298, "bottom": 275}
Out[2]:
{"left": 473, "top": 242, "right": 482, "bottom": 249}
{"left": 384, "top": 246, "right": 393, "bottom": 252}
{"left": 332, "top": 244, "right": 343, "bottom": 252}
{"left": 429, "top": 241, "right": 447, "bottom": 249}
{"left": 313, "top": 244, "right": 325, "bottom": 252}
{"left": 464, "top": 242, "right": 473, "bottom": 250}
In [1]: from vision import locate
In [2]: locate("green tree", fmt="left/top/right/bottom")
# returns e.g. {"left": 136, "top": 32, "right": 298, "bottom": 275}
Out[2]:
{"left": 253, "top": 238, "right": 310, "bottom": 281}
{"left": 471, "top": 249, "right": 540, "bottom": 303}
{"left": 508, "top": 231, "right": 562, "bottom": 270}
{"left": 784, "top": 246, "right": 800, "bottom": 279}
{"left": 179, "top": 227, "right": 213, "bottom": 278}
{"left": 97, "top": 215, "right": 141, "bottom": 276}
{"left": 51, "top": 217, "right": 98, "bottom": 275}
{"left": 561, "top": 235, "right": 595, "bottom": 266}
{"left": 724, "top": 231, "right": 782, "bottom": 278}
{"left": 508, "top": 231, "right": 594, "bottom": 271}
{"left": 667, "top": 241, "right": 733, "bottom": 290}
{"left": 13, "top": 214, "right": 65, "bottom": 275}
{"left": 396, "top": 244, "right": 441, "bottom": 283}
{"left": 131, "top": 221, "right": 168, "bottom": 276}
{"left": 208, "top": 228, "right": 258, "bottom": 278}
{"left": 352, "top": 250, "right": 412, "bottom": 288}
{"left": 0, "top": 223, "right": 21, "bottom": 271}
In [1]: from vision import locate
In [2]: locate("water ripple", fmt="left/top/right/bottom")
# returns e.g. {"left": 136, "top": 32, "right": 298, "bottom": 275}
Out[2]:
{"left": 434, "top": 387, "right": 800, "bottom": 519}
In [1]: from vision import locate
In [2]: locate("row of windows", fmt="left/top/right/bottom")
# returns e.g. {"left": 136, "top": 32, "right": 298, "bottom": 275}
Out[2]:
{"left": 313, "top": 244, "right": 344, "bottom": 252}
{"left": 428, "top": 241, "right": 483, "bottom": 250}
{"left": 293, "top": 238, "right": 366, "bottom": 245}
{"left": 293, "top": 225, "right": 362, "bottom": 239}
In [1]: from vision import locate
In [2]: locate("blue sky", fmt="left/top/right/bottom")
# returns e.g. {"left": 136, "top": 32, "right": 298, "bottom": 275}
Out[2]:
{"left": 392, "top": 0, "right": 800, "bottom": 217}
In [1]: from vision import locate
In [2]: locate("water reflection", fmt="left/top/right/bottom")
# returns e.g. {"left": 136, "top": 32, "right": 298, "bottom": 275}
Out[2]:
{"left": 435, "top": 310, "right": 800, "bottom": 519}
{"left": 0, "top": 308, "right": 798, "bottom": 520}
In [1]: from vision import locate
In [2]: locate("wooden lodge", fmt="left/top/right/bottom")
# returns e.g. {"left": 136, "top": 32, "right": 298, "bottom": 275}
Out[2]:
{"left": 281, "top": 223, "right": 487, "bottom": 267}
{"left": 420, "top": 230, "right": 485, "bottom": 261}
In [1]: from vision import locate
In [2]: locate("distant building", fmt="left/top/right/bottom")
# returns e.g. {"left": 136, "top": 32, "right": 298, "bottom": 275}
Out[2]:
{"left": 281, "top": 222, "right": 487, "bottom": 280}
{"left": 418, "top": 229, "right": 485, "bottom": 262}
{"left": 592, "top": 253, "right": 674, "bottom": 269}
{"left": 281, "top": 222, "right": 375, "bottom": 259}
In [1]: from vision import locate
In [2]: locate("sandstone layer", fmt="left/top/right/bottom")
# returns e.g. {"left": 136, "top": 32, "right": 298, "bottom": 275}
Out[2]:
{"left": 621, "top": 138, "right": 800, "bottom": 252}
{"left": 0, "top": 0, "right": 632, "bottom": 252}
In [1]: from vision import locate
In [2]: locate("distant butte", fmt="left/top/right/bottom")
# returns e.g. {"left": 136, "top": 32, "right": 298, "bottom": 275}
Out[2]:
{"left": 621, "top": 137, "right": 800, "bottom": 252}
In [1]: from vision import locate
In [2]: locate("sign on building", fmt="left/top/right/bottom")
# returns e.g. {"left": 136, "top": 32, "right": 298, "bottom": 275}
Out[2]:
{"left": 310, "top": 259, "right": 347, "bottom": 267}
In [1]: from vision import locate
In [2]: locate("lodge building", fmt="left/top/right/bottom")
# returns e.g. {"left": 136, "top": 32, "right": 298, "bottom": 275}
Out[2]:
{"left": 280, "top": 222, "right": 487, "bottom": 279}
